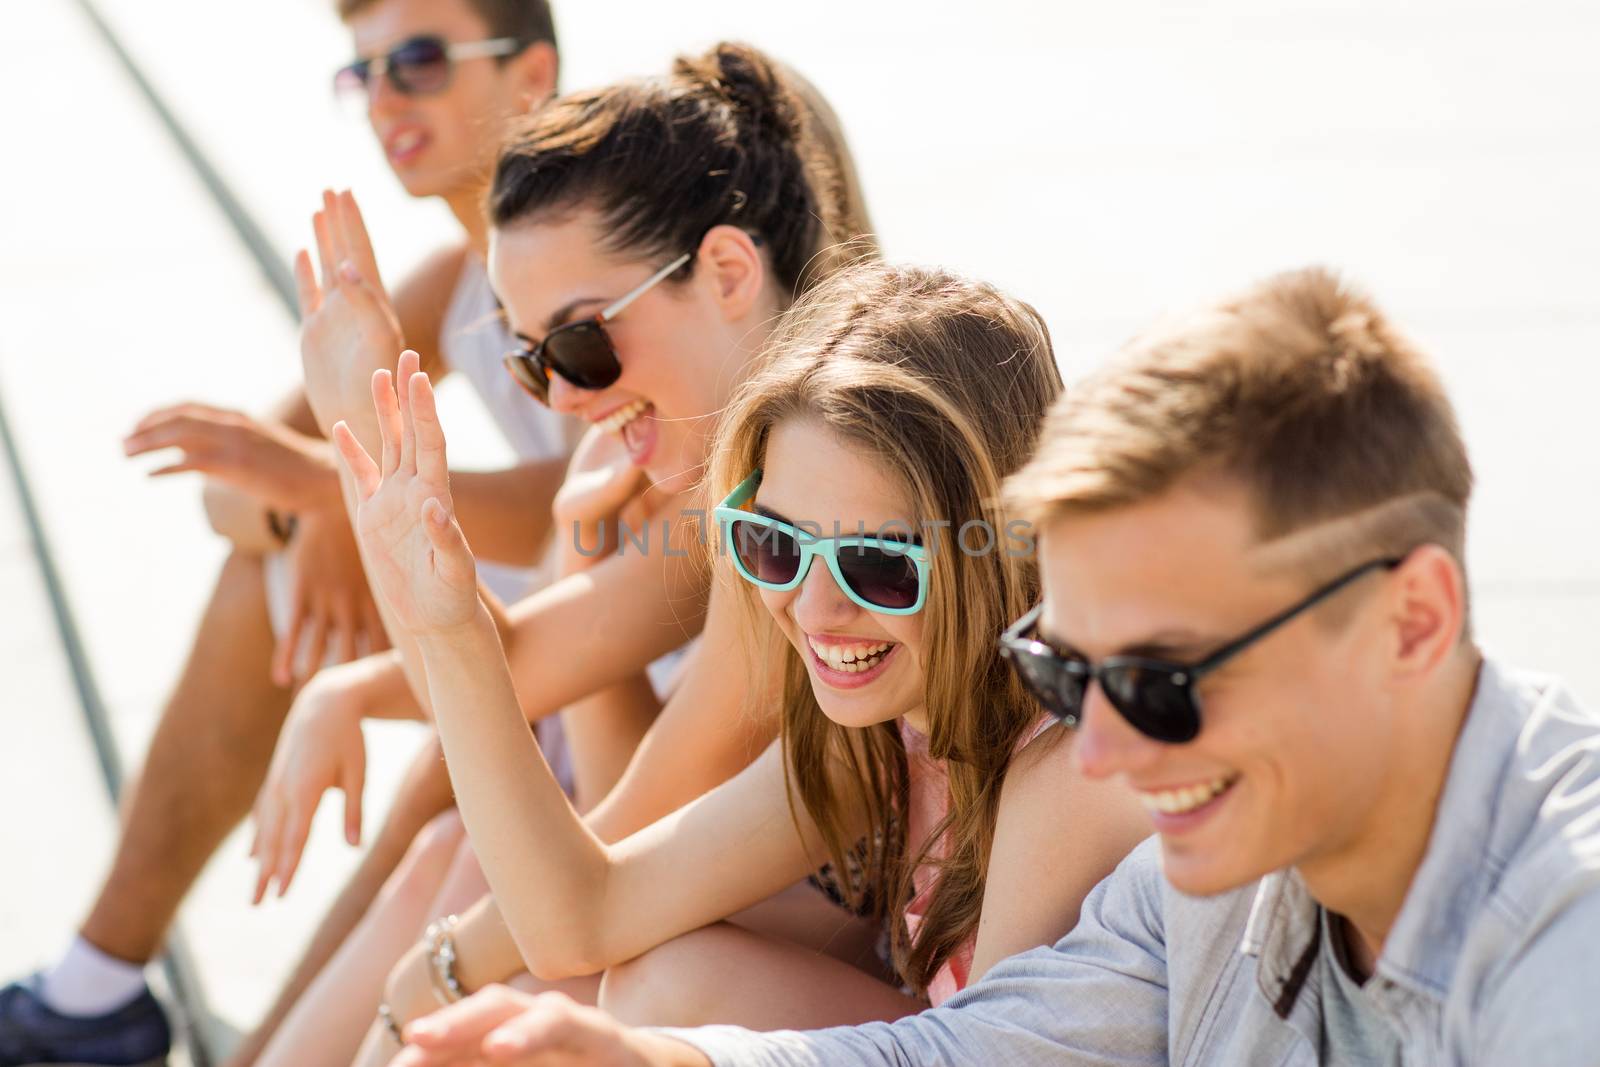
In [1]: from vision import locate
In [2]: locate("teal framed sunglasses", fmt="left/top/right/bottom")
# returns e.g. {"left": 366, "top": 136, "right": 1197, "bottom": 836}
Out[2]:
{"left": 714, "top": 471, "right": 931, "bottom": 615}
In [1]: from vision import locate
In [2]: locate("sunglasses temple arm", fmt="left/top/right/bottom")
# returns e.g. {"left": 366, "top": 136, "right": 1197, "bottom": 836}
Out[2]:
{"left": 600, "top": 252, "right": 693, "bottom": 321}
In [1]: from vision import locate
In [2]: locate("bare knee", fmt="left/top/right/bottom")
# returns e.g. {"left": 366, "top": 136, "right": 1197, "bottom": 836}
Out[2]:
{"left": 599, "top": 925, "right": 735, "bottom": 1027}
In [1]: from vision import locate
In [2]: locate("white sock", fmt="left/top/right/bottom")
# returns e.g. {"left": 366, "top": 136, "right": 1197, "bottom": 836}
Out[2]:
{"left": 38, "top": 936, "right": 148, "bottom": 1016}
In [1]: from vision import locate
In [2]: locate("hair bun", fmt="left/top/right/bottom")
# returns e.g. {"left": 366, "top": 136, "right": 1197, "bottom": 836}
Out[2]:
{"left": 674, "top": 42, "right": 804, "bottom": 146}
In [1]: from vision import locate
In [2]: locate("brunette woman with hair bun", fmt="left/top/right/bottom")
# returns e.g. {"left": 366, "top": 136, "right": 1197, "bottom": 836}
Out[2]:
{"left": 251, "top": 42, "right": 892, "bottom": 1067}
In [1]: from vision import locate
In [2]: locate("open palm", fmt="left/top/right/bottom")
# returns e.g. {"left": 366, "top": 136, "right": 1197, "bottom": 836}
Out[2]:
{"left": 333, "top": 351, "right": 479, "bottom": 636}
{"left": 295, "top": 189, "right": 405, "bottom": 433}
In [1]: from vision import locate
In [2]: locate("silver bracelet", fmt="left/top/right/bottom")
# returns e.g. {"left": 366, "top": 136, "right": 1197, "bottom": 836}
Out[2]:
{"left": 424, "top": 914, "right": 465, "bottom": 1005}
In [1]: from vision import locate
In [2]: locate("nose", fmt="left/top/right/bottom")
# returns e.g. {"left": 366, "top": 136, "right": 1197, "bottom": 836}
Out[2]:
{"left": 366, "top": 68, "right": 406, "bottom": 119}
{"left": 545, "top": 372, "right": 588, "bottom": 415}
{"left": 1072, "top": 680, "right": 1163, "bottom": 781}
{"left": 788, "top": 554, "right": 858, "bottom": 634}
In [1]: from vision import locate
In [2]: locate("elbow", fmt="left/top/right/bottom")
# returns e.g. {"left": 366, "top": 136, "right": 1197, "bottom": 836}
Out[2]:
{"left": 516, "top": 932, "right": 607, "bottom": 983}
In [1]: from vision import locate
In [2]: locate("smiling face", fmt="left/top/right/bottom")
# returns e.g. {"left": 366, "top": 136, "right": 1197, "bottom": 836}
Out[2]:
{"left": 345, "top": 0, "right": 549, "bottom": 198}
{"left": 749, "top": 418, "right": 928, "bottom": 730}
{"left": 490, "top": 212, "right": 761, "bottom": 493}
{"left": 1038, "top": 475, "right": 1405, "bottom": 898}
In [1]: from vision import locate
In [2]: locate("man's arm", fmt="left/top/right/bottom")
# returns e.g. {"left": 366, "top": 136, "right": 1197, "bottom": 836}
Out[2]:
{"left": 450, "top": 459, "right": 570, "bottom": 567}
{"left": 661, "top": 837, "right": 1172, "bottom": 1067}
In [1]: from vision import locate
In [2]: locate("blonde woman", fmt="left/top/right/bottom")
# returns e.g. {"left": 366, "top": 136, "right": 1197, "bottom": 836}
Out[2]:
{"left": 340, "top": 261, "right": 1148, "bottom": 1042}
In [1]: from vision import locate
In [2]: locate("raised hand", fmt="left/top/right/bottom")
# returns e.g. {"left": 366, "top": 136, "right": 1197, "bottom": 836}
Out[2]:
{"left": 296, "top": 189, "right": 405, "bottom": 432}
{"left": 334, "top": 351, "right": 480, "bottom": 637}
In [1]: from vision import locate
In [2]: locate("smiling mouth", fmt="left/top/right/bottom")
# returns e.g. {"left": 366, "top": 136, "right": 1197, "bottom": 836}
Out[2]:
{"left": 386, "top": 128, "right": 427, "bottom": 162}
{"left": 595, "top": 400, "right": 650, "bottom": 436}
{"left": 806, "top": 637, "right": 895, "bottom": 674}
{"left": 1136, "top": 774, "right": 1239, "bottom": 816}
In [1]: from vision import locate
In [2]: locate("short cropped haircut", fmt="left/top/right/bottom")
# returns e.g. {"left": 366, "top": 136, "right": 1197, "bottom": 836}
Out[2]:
{"left": 337, "top": 0, "right": 557, "bottom": 52}
{"left": 1006, "top": 267, "right": 1474, "bottom": 579}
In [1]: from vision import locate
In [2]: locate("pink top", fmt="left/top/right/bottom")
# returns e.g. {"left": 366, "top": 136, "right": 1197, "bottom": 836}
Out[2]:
{"left": 901, "top": 714, "right": 1055, "bottom": 1006}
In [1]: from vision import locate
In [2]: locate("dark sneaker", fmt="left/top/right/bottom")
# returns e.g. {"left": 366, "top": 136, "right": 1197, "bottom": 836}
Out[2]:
{"left": 0, "top": 973, "right": 170, "bottom": 1066}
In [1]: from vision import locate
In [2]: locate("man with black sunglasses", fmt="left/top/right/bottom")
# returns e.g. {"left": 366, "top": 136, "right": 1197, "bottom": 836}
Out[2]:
{"left": 0, "top": 3, "right": 580, "bottom": 1066}
{"left": 381, "top": 267, "right": 1600, "bottom": 1066}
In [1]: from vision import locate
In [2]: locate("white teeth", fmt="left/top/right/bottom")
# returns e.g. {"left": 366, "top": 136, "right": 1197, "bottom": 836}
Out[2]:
{"left": 1137, "top": 776, "right": 1236, "bottom": 816}
{"left": 806, "top": 637, "right": 893, "bottom": 673}
{"left": 391, "top": 130, "right": 424, "bottom": 155}
{"left": 595, "top": 400, "right": 648, "bottom": 436}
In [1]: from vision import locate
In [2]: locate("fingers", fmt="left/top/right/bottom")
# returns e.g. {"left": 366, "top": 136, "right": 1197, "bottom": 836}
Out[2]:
{"left": 397, "top": 351, "right": 421, "bottom": 476}
{"left": 341, "top": 737, "right": 366, "bottom": 847}
{"left": 313, "top": 205, "right": 337, "bottom": 296}
{"left": 408, "top": 365, "right": 449, "bottom": 486}
{"left": 336, "top": 189, "right": 384, "bottom": 289}
{"left": 146, "top": 461, "right": 206, "bottom": 478}
{"left": 273, "top": 583, "right": 308, "bottom": 688}
{"left": 372, "top": 369, "right": 403, "bottom": 477}
{"left": 404, "top": 987, "right": 540, "bottom": 1049}
{"left": 123, "top": 413, "right": 218, "bottom": 458}
{"left": 332, "top": 598, "right": 359, "bottom": 667}
{"left": 272, "top": 795, "right": 316, "bottom": 898}
{"left": 251, "top": 795, "right": 281, "bottom": 904}
{"left": 294, "top": 249, "right": 321, "bottom": 317}
{"left": 333, "top": 421, "right": 383, "bottom": 501}
{"left": 422, "top": 498, "right": 476, "bottom": 589}
{"left": 300, "top": 609, "right": 329, "bottom": 689}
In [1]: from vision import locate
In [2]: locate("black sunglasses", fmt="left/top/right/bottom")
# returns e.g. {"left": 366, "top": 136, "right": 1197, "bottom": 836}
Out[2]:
{"left": 502, "top": 253, "right": 690, "bottom": 405}
{"left": 334, "top": 34, "right": 522, "bottom": 98}
{"left": 999, "top": 556, "right": 1405, "bottom": 744}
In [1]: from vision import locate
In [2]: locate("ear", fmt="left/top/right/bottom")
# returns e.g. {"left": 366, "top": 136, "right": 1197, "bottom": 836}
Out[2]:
{"left": 1386, "top": 544, "right": 1467, "bottom": 681}
{"left": 509, "top": 41, "right": 558, "bottom": 111}
{"left": 694, "top": 225, "right": 766, "bottom": 323}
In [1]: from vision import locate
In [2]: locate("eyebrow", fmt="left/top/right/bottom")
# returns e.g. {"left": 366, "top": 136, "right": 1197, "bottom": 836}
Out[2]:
{"left": 1037, "top": 623, "right": 1219, "bottom": 662}
{"left": 542, "top": 297, "right": 608, "bottom": 335}
{"left": 752, "top": 504, "right": 922, "bottom": 545}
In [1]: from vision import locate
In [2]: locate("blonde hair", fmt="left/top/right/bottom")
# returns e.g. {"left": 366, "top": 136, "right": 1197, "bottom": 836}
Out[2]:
{"left": 708, "top": 261, "right": 1062, "bottom": 994}
{"left": 1006, "top": 267, "right": 1474, "bottom": 582}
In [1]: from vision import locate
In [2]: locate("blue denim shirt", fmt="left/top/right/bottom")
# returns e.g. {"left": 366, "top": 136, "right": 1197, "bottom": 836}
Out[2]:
{"left": 671, "top": 659, "right": 1600, "bottom": 1065}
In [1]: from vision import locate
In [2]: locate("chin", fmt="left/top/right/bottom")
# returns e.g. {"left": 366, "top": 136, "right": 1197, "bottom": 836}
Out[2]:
{"left": 810, "top": 687, "right": 902, "bottom": 730}
{"left": 1158, "top": 839, "right": 1275, "bottom": 899}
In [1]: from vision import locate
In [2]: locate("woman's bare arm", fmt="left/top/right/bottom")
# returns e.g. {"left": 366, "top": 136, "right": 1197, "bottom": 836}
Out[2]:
{"left": 966, "top": 727, "right": 1149, "bottom": 981}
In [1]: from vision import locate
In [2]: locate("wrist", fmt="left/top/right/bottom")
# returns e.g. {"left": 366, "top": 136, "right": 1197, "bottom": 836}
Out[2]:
{"left": 413, "top": 603, "right": 499, "bottom": 653}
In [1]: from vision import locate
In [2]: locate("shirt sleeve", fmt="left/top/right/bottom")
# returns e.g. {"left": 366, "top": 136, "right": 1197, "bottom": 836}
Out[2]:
{"left": 657, "top": 837, "right": 1171, "bottom": 1067}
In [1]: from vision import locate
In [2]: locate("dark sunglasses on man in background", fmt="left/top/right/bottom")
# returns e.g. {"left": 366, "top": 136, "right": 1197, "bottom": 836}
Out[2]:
{"left": 999, "top": 556, "right": 1405, "bottom": 743}
{"left": 334, "top": 34, "right": 524, "bottom": 99}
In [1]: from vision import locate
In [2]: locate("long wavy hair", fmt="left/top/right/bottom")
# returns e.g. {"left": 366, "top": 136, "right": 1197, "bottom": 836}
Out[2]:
{"left": 707, "top": 261, "right": 1062, "bottom": 994}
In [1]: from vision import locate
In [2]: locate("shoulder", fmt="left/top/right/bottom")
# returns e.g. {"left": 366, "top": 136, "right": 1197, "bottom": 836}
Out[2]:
{"left": 996, "top": 721, "right": 1141, "bottom": 842}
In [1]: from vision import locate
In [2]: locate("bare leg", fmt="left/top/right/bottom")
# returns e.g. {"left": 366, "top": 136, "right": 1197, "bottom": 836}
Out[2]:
{"left": 79, "top": 551, "right": 289, "bottom": 964}
{"left": 599, "top": 922, "right": 926, "bottom": 1029}
{"left": 253, "top": 812, "right": 470, "bottom": 1067}
{"left": 224, "top": 736, "right": 455, "bottom": 1067}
